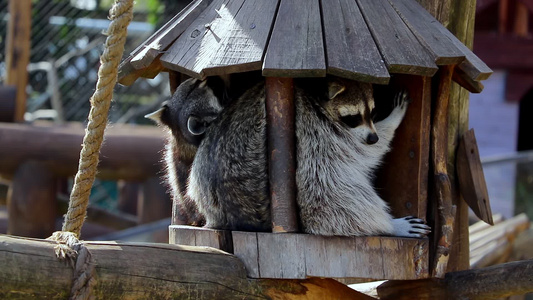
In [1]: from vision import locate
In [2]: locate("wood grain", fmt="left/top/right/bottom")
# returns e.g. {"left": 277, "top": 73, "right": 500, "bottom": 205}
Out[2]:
{"left": 161, "top": 0, "right": 278, "bottom": 78}
{"left": 169, "top": 225, "right": 233, "bottom": 252}
{"left": 387, "top": 0, "right": 465, "bottom": 65}
{"left": 262, "top": 0, "right": 326, "bottom": 77}
{"left": 321, "top": 0, "right": 389, "bottom": 84}
{"left": 356, "top": 0, "right": 438, "bottom": 76}
{"left": 456, "top": 129, "right": 493, "bottom": 225}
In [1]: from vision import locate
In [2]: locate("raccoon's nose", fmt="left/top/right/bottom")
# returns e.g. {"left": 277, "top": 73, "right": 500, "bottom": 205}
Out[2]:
{"left": 366, "top": 133, "right": 379, "bottom": 145}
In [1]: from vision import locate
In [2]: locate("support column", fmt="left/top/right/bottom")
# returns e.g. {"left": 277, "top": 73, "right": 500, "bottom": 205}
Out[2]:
{"left": 265, "top": 77, "right": 299, "bottom": 233}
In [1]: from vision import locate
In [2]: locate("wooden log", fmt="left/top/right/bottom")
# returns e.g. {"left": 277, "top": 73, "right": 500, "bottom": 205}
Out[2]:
{"left": 375, "top": 75, "right": 431, "bottom": 219}
{"left": 161, "top": 0, "right": 279, "bottom": 78}
{"left": 7, "top": 161, "right": 57, "bottom": 238}
{"left": 0, "top": 85, "right": 16, "bottom": 122}
{"left": 320, "top": 0, "right": 389, "bottom": 84}
{"left": 456, "top": 129, "right": 493, "bottom": 225}
{"left": 5, "top": 0, "right": 31, "bottom": 122}
{"left": 430, "top": 65, "right": 456, "bottom": 278}
{"left": 0, "top": 235, "right": 374, "bottom": 299}
{"left": 356, "top": 0, "right": 438, "bottom": 76}
{"left": 377, "top": 259, "right": 533, "bottom": 300}
{"left": 0, "top": 122, "right": 165, "bottom": 181}
{"left": 469, "top": 214, "right": 503, "bottom": 236}
{"left": 265, "top": 77, "right": 299, "bottom": 233}
{"left": 263, "top": 0, "right": 326, "bottom": 77}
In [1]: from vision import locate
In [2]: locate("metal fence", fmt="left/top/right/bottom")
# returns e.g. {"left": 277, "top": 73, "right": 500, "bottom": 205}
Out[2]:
{"left": 1, "top": 0, "right": 191, "bottom": 124}
{"left": 1, "top": 0, "right": 191, "bottom": 210}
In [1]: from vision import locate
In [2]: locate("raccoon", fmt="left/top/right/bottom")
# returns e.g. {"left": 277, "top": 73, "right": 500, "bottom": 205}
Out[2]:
{"left": 146, "top": 77, "right": 228, "bottom": 225}
{"left": 187, "top": 82, "right": 270, "bottom": 231}
{"left": 295, "top": 77, "right": 430, "bottom": 237}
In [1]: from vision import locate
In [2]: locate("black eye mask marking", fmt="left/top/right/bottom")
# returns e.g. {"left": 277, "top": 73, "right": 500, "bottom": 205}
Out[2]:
{"left": 340, "top": 114, "right": 363, "bottom": 128}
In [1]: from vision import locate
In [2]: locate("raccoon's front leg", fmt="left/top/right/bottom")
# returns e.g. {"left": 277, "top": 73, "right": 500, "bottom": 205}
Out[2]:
{"left": 391, "top": 216, "right": 431, "bottom": 238}
{"left": 374, "top": 91, "right": 410, "bottom": 144}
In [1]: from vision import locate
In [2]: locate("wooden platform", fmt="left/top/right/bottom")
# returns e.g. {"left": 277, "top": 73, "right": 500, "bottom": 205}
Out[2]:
{"left": 169, "top": 225, "right": 429, "bottom": 280}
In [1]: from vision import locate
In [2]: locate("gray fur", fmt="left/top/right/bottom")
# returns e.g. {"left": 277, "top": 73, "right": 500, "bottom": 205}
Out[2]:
{"left": 147, "top": 77, "right": 227, "bottom": 225}
{"left": 187, "top": 83, "right": 270, "bottom": 231}
{"left": 295, "top": 78, "right": 430, "bottom": 237}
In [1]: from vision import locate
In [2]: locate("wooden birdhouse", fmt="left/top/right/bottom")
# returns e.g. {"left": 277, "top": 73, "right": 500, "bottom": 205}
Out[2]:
{"left": 118, "top": 0, "right": 493, "bottom": 281}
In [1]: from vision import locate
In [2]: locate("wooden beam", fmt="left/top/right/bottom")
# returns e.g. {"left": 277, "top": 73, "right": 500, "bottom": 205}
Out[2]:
{"left": 377, "top": 260, "right": 533, "bottom": 300}
{"left": 513, "top": 1, "right": 529, "bottom": 36}
{"left": 0, "top": 235, "right": 375, "bottom": 299}
{"left": 5, "top": 0, "right": 31, "bottom": 122}
{"left": 7, "top": 161, "right": 57, "bottom": 238}
{"left": 499, "top": 0, "right": 510, "bottom": 34}
{"left": 265, "top": 77, "right": 299, "bottom": 233}
{"left": 0, "top": 122, "right": 165, "bottom": 181}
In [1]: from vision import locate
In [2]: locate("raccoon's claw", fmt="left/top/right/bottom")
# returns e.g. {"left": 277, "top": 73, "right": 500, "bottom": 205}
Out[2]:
{"left": 393, "top": 90, "right": 411, "bottom": 109}
{"left": 391, "top": 216, "right": 431, "bottom": 238}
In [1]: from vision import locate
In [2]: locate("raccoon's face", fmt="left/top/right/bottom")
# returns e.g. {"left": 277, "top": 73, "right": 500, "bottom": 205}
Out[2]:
{"left": 324, "top": 78, "right": 379, "bottom": 145}
{"left": 146, "top": 77, "right": 227, "bottom": 146}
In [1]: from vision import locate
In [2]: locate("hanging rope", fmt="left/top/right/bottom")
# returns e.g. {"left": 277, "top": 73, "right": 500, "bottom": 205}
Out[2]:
{"left": 47, "top": 0, "right": 134, "bottom": 299}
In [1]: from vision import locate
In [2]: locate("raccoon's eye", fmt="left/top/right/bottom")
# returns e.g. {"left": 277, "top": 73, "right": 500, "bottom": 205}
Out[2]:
{"left": 187, "top": 115, "right": 208, "bottom": 136}
{"left": 340, "top": 114, "right": 363, "bottom": 128}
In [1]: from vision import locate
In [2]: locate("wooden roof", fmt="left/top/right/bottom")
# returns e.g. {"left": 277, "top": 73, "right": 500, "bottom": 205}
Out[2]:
{"left": 118, "top": 0, "right": 492, "bottom": 90}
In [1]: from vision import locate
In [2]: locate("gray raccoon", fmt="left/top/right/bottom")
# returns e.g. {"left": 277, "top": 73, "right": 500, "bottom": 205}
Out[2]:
{"left": 295, "top": 78, "right": 430, "bottom": 237}
{"left": 146, "top": 77, "right": 228, "bottom": 225}
{"left": 187, "top": 82, "right": 270, "bottom": 231}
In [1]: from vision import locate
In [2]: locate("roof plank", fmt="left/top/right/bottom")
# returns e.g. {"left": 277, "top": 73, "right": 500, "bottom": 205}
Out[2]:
{"left": 356, "top": 0, "right": 438, "bottom": 77}
{"left": 321, "top": 0, "right": 390, "bottom": 84}
{"left": 390, "top": 0, "right": 492, "bottom": 80}
{"left": 129, "top": 0, "right": 213, "bottom": 70}
{"left": 388, "top": 0, "right": 465, "bottom": 65}
{"left": 161, "top": 0, "right": 278, "bottom": 78}
{"left": 262, "top": 0, "right": 326, "bottom": 78}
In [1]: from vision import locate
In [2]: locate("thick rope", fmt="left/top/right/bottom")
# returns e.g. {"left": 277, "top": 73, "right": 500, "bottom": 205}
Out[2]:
{"left": 46, "top": 1, "right": 134, "bottom": 299}
{"left": 63, "top": 0, "right": 133, "bottom": 237}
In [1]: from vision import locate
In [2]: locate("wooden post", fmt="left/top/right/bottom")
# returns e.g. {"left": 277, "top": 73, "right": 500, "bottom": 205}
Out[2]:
{"left": 265, "top": 77, "right": 299, "bottom": 233}
{"left": 5, "top": 0, "right": 31, "bottom": 122}
{"left": 7, "top": 161, "right": 57, "bottom": 238}
{"left": 513, "top": 1, "right": 529, "bottom": 37}
{"left": 417, "top": 0, "right": 475, "bottom": 273}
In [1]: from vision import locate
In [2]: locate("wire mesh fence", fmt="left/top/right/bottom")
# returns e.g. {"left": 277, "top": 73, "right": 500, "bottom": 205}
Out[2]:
{"left": 1, "top": 0, "right": 191, "bottom": 211}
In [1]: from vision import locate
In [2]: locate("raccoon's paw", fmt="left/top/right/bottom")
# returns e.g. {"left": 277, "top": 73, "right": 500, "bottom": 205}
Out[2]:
{"left": 386, "top": 90, "right": 410, "bottom": 126}
{"left": 391, "top": 216, "right": 431, "bottom": 238}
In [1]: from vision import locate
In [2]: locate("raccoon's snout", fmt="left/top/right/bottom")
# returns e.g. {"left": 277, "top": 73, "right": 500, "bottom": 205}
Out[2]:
{"left": 366, "top": 132, "right": 379, "bottom": 145}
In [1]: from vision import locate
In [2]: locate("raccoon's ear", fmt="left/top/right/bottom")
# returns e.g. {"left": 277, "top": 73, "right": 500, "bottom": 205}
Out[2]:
{"left": 327, "top": 80, "right": 346, "bottom": 100}
{"left": 145, "top": 101, "right": 169, "bottom": 124}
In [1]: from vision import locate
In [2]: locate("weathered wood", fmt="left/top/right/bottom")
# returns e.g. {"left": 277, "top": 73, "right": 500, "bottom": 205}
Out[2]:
{"left": 138, "top": 177, "right": 172, "bottom": 224}
{"left": 456, "top": 129, "right": 493, "bottom": 225}
{"left": 0, "top": 122, "right": 165, "bottom": 181}
{"left": 263, "top": 0, "right": 326, "bottom": 77}
{"left": 0, "top": 85, "right": 16, "bottom": 122}
{"left": 169, "top": 225, "right": 233, "bottom": 252}
{"left": 451, "top": 67, "right": 484, "bottom": 93}
{"left": 388, "top": 0, "right": 465, "bottom": 65}
{"left": 7, "top": 161, "right": 57, "bottom": 238}
{"left": 117, "top": 56, "right": 165, "bottom": 86}
{"left": 431, "top": 65, "right": 456, "bottom": 278}
{"left": 265, "top": 77, "right": 298, "bottom": 233}
{"left": 375, "top": 75, "right": 431, "bottom": 219}
{"left": 174, "top": 227, "right": 429, "bottom": 280}
{"left": 161, "top": 0, "right": 278, "bottom": 78}
{"left": 0, "top": 235, "right": 376, "bottom": 299}
{"left": 356, "top": 0, "right": 438, "bottom": 76}
{"left": 377, "top": 260, "right": 533, "bottom": 300}
{"left": 5, "top": 0, "right": 31, "bottom": 122}
{"left": 320, "top": 0, "right": 389, "bottom": 84}
{"left": 129, "top": 0, "right": 213, "bottom": 69}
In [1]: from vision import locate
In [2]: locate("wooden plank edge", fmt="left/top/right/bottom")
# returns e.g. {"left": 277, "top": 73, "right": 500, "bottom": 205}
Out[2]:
{"left": 327, "top": 67, "right": 391, "bottom": 85}
{"left": 387, "top": 63, "right": 438, "bottom": 77}
{"left": 262, "top": 68, "right": 327, "bottom": 78}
